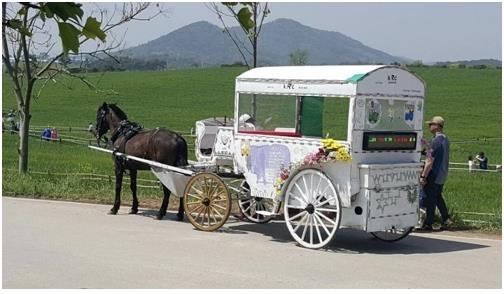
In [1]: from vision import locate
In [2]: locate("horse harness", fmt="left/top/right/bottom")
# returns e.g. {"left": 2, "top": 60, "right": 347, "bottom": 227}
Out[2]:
{"left": 112, "top": 120, "right": 143, "bottom": 152}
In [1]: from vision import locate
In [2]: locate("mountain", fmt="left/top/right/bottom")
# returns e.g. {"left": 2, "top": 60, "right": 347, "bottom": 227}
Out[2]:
{"left": 121, "top": 18, "right": 406, "bottom": 68}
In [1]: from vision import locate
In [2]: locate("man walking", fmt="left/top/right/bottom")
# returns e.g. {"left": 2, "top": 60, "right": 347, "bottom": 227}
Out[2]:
{"left": 417, "top": 116, "right": 453, "bottom": 232}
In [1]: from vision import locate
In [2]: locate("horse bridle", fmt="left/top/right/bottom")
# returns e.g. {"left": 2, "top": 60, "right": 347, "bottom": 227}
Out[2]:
{"left": 96, "top": 108, "right": 108, "bottom": 145}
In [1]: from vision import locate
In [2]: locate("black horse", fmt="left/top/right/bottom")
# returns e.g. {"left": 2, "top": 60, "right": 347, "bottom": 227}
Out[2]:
{"left": 96, "top": 102, "right": 188, "bottom": 220}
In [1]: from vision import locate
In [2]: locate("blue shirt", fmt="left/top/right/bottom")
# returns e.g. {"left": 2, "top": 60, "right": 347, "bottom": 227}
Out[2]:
{"left": 428, "top": 132, "right": 450, "bottom": 185}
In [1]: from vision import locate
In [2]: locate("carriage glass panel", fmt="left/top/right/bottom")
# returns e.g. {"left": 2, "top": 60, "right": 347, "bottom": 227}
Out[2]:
{"left": 299, "top": 96, "right": 349, "bottom": 140}
{"left": 237, "top": 94, "right": 298, "bottom": 136}
{"left": 362, "top": 97, "right": 418, "bottom": 150}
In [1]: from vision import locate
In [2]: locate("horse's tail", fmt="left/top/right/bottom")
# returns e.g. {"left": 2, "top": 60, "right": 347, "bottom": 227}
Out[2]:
{"left": 175, "top": 135, "right": 188, "bottom": 167}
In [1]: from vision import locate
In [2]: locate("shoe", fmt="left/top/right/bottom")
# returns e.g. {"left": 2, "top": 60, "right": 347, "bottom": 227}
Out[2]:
{"left": 440, "top": 218, "right": 454, "bottom": 230}
{"left": 415, "top": 225, "right": 433, "bottom": 233}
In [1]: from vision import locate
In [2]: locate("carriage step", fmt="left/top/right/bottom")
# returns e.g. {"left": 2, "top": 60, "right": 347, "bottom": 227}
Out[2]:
{"left": 255, "top": 211, "right": 280, "bottom": 216}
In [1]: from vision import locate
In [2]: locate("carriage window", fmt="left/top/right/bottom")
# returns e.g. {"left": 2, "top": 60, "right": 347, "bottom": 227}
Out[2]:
{"left": 238, "top": 94, "right": 298, "bottom": 136}
{"left": 299, "top": 96, "right": 349, "bottom": 140}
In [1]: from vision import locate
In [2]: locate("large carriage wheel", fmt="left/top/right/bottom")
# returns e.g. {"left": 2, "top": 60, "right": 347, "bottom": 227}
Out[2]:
{"left": 183, "top": 172, "right": 231, "bottom": 231}
{"left": 237, "top": 180, "right": 281, "bottom": 223}
{"left": 283, "top": 168, "right": 341, "bottom": 249}
{"left": 371, "top": 227, "right": 413, "bottom": 242}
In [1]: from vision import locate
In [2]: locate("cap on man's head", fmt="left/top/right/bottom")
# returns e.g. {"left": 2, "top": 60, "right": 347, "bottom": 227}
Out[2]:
{"left": 426, "top": 116, "right": 445, "bottom": 127}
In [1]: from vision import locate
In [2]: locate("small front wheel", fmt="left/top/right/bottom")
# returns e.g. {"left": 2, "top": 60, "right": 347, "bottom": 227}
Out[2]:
{"left": 237, "top": 180, "right": 280, "bottom": 223}
{"left": 183, "top": 172, "right": 231, "bottom": 231}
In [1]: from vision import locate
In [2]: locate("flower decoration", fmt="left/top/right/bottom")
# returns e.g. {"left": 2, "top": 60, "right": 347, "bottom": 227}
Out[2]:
{"left": 273, "top": 139, "right": 351, "bottom": 197}
{"left": 241, "top": 142, "right": 250, "bottom": 156}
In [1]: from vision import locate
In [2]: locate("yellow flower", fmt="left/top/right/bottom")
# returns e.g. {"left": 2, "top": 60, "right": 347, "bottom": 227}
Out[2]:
{"left": 241, "top": 144, "right": 250, "bottom": 156}
{"left": 330, "top": 142, "right": 342, "bottom": 150}
{"left": 321, "top": 138, "right": 334, "bottom": 148}
{"left": 335, "top": 148, "right": 351, "bottom": 161}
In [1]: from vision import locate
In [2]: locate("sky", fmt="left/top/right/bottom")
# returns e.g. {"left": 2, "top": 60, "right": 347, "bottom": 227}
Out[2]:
{"left": 31, "top": 2, "right": 504, "bottom": 62}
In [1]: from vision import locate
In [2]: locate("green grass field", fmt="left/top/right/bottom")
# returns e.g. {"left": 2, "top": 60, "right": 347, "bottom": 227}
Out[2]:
{"left": 2, "top": 66, "right": 502, "bottom": 230}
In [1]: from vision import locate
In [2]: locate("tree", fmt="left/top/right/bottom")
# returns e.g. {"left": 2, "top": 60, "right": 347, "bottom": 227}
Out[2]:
{"left": 2, "top": 2, "right": 161, "bottom": 173}
{"left": 209, "top": 2, "right": 270, "bottom": 68}
{"left": 288, "top": 49, "right": 309, "bottom": 65}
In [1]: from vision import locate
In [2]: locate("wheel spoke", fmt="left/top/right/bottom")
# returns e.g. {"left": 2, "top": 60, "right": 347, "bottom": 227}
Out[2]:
{"left": 288, "top": 210, "right": 307, "bottom": 221}
{"left": 301, "top": 216, "right": 309, "bottom": 241}
{"left": 294, "top": 182, "right": 308, "bottom": 204}
{"left": 314, "top": 175, "right": 322, "bottom": 199}
{"left": 210, "top": 206, "right": 224, "bottom": 218}
{"left": 317, "top": 207, "right": 339, "bottom": 213}
{"left": 314, "top": 213, "right": 331, "bottom": 236}
{"left": 195, "top": 205, "right": 205, "bottom": 221}
{"left": 302, "top": 176, "right": 310, "bottom": 202}
{"left": 309, "top": 216, "right": 314, "bottom": 244}
{"left": 240, "top": 199, "right": 251, "bottom": 206}
{"left": 316, "top": 197, "right": 334, "bottom": 208}
{"left": 288, "top": 192, "right": 307, "bottom": 206}
{"left": 286, "top": 204, "right": 305, "bottom": 209}
{"left": 293, "top": 213, "right": 309, "bottom": 233}
{"left": 312, "top": 214, "right": 323, "bottom": 243}
{"left": 189, "top": 187, "right": 204, "bottom": 198}
{"left": 315, "top": 211, "right": 337, "bottom": 226}
{"left": 209, "top": 207, "right": 218, "bottom": 224}
{"left": 185, "top": 201, "right": 202, "bottom": 206}
{"left": 188, "top": 204, "right": 204, "bottom": 215}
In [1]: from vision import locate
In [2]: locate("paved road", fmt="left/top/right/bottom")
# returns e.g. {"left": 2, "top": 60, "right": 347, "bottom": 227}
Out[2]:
{"left": 2, "top": 197, "right": 502, "bottom": 288}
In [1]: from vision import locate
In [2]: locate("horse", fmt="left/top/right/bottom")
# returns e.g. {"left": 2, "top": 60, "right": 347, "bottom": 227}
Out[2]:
{"left": 95, "top": 102, "right": 188, "bottom": 221}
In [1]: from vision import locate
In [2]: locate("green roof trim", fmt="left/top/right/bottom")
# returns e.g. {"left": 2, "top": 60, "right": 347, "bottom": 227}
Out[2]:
{"left": 346, "top": 73, "right": 366, "bottom": 83}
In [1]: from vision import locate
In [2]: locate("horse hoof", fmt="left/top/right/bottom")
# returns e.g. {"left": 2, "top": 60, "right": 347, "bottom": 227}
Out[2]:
{"left": 156, "top": 214, "right": 165, "bottom": 220}
{"left": 176, "top": 214, "right": 184, "bottom": 221}
{"left": 108, "top": 209, "right": 118, "bottom": 215}
{"left": 129, "top": 209, "right": 138, "bottom": 215}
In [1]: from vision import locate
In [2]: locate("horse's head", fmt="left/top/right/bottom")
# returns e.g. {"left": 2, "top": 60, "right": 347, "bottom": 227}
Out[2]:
{"left": 96, "top": 102, "right": 129, "bottom": 141}
{"left": 96, "top": 102, "right": 110, "bottom": 140}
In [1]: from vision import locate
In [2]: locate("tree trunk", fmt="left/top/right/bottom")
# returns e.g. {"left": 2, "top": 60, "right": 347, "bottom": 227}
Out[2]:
{"left": 18, "top": 109, "right": 30, "bottom": 174}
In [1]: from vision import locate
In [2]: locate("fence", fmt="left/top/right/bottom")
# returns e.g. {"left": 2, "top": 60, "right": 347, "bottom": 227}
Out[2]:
{"left": 4, "top": 168, "right": 163, "bottom": 189}
{"left": 5, "top": 126, "right": 197, "bottom": 151}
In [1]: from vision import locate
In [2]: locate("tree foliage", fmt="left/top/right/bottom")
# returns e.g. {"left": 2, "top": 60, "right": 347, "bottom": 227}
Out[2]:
{"left": 288, "top": 49, "right": 309, "bottom": 65}
{"left": 2, "top": 2, "right": 159, "bottom": 173}
{"left": 209, "top": 2, "right": 270, "bottom": 68}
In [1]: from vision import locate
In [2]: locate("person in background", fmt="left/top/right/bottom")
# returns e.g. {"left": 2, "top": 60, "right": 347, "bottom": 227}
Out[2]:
{"left": 88, "top": 122, "right": 95, "bottom": 133}
{"left": 417, "top": 116, "right": 453, "bottom": 232}
{"left": 468, "top": 155, "right": 475, "bottom": 172}
{"left": 51, "top": 128, "right": 59, "bottom": 142}
{"left": 42, "top": 127, "right": 51, "bottom": 141}
{"left": 475, "top": 152, "right": 488, "bottom": 170}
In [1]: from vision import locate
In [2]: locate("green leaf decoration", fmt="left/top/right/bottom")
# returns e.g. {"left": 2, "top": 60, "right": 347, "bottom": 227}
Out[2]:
{"left": 46, "top": 3, "right": 83, "bottom": 22}
{"left": 237, "top": 7, "right": 254, "bottom": 32}
{"left": 57, "top": 22, "right": 81, "bottom": 54}
{"left": 223, "top": 2, "right": 238, "bottom": 7}
{"left": 82, "top": 17, "right": 106, "bottom": 42}
{"left": 6, "top": 19, "right": 22, "bottom": 30}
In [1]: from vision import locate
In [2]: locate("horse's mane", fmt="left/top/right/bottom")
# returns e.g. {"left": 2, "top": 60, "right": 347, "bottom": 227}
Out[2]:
{"left": 108, "top": 104, "right": 128, "bottom": 120}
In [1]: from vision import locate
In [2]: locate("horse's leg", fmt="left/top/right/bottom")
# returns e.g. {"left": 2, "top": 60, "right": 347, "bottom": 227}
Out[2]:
{"left": 157, "top": 185, "right": 171, "bottom": 220}
{"left": 129, "top": 169, "right": 138, "bottom": 214}
{"left": 177, "top": 196, "right": 184, "bottom": 221}
{"left": 110, "top": 165, "right": 123, "bottom": 215}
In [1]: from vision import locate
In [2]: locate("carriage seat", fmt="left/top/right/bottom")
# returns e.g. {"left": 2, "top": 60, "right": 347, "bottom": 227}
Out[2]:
{"left": 196, "top": 117, "right": 234, "bottom": 156}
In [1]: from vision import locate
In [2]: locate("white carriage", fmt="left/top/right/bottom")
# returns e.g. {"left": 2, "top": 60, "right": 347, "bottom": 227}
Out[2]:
{"left": 92, "top": 65, "right": 425, "bottom": 249}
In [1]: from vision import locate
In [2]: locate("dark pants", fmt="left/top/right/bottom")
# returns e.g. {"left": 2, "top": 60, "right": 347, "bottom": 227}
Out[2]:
{"left": 423, "top": 181, "right": 450, "bottom": 226}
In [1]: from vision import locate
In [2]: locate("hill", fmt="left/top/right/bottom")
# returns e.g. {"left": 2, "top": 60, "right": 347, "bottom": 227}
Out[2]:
{"left": 120, "top": 18, "right": 406, "bottom": 67}
{"left": 434, "top": 59, "right": 502, "bottom": 68}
